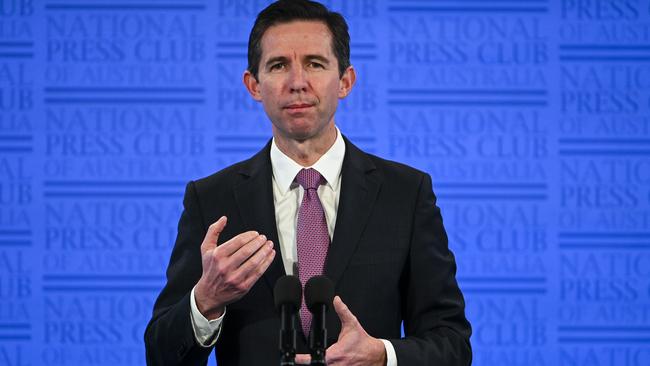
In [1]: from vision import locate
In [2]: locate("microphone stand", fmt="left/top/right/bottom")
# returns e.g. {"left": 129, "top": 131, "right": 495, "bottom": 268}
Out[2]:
{"left": 309, "top": 304, "right": 327, "bottom": 366}
{"left": 279, "top": 303, "right": 297, "bottom": 366}
{"left": 275, "top": 275, "right": 302, "bottom": 366}
{"left": 305, "top": 276, "right": 334, "bottom": 366}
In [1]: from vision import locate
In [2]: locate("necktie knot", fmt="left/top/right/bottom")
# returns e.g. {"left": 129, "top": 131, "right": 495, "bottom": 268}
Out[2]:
{"left": 295, "top": 168, "right": 325, "bottom": 190}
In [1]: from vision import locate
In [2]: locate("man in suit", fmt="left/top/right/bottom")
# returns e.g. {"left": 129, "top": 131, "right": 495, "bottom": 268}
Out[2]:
{"left": 144, "top": 1, "right": 471, "bottom": 365}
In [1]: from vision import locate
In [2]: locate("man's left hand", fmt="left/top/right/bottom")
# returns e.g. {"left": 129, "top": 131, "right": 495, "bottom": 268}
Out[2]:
{"left": 295, "top": 296, "right": 387, "bottom": 366}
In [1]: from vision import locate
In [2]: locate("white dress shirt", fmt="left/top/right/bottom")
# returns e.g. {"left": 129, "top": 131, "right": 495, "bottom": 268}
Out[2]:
{"left": 189, "top": 128, "right": 397, "bottom": 365}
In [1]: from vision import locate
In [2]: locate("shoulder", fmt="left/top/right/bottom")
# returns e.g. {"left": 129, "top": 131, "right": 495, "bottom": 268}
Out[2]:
{"left": 193, "top": 160, "right": 246, "bottom": 190}
{"left": 370, "top": 153, "right": 427, "bottom": 180}
{"left": 345, "top": 138, "right": 430, "bottom": 186}
{"left": 189, "top": 141, "right": 271, "bottom": 197}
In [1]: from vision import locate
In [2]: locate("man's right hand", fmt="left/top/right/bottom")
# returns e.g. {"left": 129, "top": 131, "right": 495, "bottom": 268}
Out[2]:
{"left": 194, "top": 216, "right": 276, "bottom": 319}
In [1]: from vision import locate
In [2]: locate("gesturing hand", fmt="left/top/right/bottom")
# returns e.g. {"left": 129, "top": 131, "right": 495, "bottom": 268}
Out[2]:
{"left": 194, "top": 216, "right": 276, "bottom": 319}
{"left": 295, "top": 296, "right": 387, "bottom": 366}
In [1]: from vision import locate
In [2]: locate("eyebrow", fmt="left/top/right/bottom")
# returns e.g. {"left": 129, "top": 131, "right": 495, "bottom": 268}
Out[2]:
{"left": 304, "top": 54, "right": 330, "bottom": 64}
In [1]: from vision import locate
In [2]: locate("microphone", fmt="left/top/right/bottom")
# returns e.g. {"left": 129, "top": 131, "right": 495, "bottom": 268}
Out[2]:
{"left": 305, "top": 276, "right": 334, "bottom": 366}
{"left": 274, "top": 275, "right": 302, "bottom": 366}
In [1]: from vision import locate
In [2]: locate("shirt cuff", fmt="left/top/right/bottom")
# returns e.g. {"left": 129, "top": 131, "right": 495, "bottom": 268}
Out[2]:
{"left": 189, "top": 286, "right": 225, "bottom": 347}
{"left": 380, "top": 339, "right": 398, "bottom": 366}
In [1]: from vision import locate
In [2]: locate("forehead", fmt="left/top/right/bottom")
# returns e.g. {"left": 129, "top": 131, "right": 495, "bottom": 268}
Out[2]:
{"left": 259, "top": 20, "right": 334, "bottom": 60}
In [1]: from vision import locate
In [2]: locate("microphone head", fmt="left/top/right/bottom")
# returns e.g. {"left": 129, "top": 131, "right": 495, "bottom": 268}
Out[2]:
{"left": 304, "top": 276, "right": 334, "bottom": 312}
{"left": 274, "top": 275, "right": 302, "bottom": 311}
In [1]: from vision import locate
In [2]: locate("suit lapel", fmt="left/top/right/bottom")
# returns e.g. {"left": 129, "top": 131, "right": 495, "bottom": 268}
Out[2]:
{"left": 233, "top": 142, "right": 286, "bottom": 291}
{"left": 325, "top": 138, "right": 382, "bottom": 288}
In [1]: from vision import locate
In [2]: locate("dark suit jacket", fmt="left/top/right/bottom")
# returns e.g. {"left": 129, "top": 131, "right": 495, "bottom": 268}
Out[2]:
{"left": 144, "top": 137, "right": 472, "bottom": 365}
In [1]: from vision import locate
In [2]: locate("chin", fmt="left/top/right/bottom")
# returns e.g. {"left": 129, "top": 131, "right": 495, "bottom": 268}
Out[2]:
{"left": 285, "top": 129, "right": 316, "bottom": 142}
{"left": 273, "top": 118, "right": 333, "bottom": 143}
{"left": 278, "top": 123, "right": 320, "bottom": 141}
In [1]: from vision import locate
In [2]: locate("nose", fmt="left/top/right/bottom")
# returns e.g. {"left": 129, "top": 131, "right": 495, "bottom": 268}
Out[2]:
{"left": 288, "top": 65, "right": 308, "bottom": 93}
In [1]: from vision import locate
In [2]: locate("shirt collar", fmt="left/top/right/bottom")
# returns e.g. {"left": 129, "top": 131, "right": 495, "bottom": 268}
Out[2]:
{"left": 270, "top": 127, "right": 346, "bottom": 194}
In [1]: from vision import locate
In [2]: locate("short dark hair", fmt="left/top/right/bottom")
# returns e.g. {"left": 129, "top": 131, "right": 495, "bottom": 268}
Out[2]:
{"left": 247, "top": 0, "right": 351, "bottom": 80}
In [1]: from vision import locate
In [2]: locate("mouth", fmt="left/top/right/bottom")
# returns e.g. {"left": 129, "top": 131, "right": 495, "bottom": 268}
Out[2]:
{"left": 284, "top": 103, "right": 314, "bottom": 111}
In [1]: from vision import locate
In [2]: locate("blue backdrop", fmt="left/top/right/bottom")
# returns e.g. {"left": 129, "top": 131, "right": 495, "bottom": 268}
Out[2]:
{"left": 1, "top": 0, "right": 649, "bottom": 365}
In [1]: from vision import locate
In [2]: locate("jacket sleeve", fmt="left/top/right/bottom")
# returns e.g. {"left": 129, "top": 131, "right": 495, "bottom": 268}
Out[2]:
{"left": 144, "top": 181, "right": 214, "bottom": 366}
{"left": 390, "top": 173, "right": 472, "bottom": 365}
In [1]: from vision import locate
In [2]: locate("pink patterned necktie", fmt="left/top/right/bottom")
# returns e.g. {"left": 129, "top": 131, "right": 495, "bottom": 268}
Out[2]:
{"left": 295, "top": 168, "right": 330, "bottom": 336}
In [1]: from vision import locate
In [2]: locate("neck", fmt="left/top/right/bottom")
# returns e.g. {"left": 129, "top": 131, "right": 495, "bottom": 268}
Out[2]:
{"left": 273, "top": 124, "right": 337, "bottom": 167}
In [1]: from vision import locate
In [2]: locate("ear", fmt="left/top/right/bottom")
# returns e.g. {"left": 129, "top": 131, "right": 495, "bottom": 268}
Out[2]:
{"left": 338, "top": 65, "right": 356, "bottom": 99}
{"left": 243, "top": 70, "right": 263, "bottom": 102}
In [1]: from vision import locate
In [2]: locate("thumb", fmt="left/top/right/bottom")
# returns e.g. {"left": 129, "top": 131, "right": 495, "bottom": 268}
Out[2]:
{"left": 333, "top": 296, "right": 357, "bottom": 328}
{"left": 200, "top": 216, "right": 227, "bottom": 255}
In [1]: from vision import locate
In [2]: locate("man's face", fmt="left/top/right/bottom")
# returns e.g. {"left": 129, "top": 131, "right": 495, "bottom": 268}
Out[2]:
{"left": 244, "top": 21, "right": 355, "bottom": 142}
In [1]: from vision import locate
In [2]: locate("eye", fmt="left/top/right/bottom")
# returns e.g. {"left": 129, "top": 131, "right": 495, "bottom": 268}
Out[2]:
{"left": 269, "top": 63, "right": 285, "bottom": 71}
{"left": 308, "top": 62, "right": 324, "bottom": 69}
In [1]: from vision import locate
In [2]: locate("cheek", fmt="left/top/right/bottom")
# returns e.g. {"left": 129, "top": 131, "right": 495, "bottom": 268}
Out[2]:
{"left": 259, "top": 87, "right": 280, "bottom": 105}
{"left": 322, "top": 80, "right": 341, "bottom": 99}
{"left": 330, "top": 82, "right": 344, "bottom": 102}
{"left": 258, "top": 78, "right": 282, "bottom": 97}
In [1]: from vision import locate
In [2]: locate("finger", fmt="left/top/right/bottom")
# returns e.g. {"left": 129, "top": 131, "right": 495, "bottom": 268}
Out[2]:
{"left": 217, "top": 230, "right": 260, "bottom": 257}
{"left": 237, "top": 240, "right": 273, "bottom": 272}
{"left": 246, "top": 241, "right": 275, "bottom": 288}
{"left": 200, "top": 216, "right": 227, "bottom": 255}
{"left": 229, "top": 234, "right": 268, "bottom": 266}
{"left": 238, "top": 243, "right": 275, "bottom": 288}
{"left": 333, "top": 296, "right": 357, "bottom": 328}
{"left": 295, "top": 354, "right": 311, "bottom": 364}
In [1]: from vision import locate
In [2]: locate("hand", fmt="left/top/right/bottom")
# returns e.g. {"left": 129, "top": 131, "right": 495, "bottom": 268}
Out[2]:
{"left": 194, "top": 216, "right": 276, "bottom": 319}
{"left": 295, "top": 296, "right": 387, "bottom": 366}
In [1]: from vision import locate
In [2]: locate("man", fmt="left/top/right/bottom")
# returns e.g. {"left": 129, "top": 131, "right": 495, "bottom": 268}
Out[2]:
{"left": 144, "top": 1, "right": 471, "bottom": 365}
